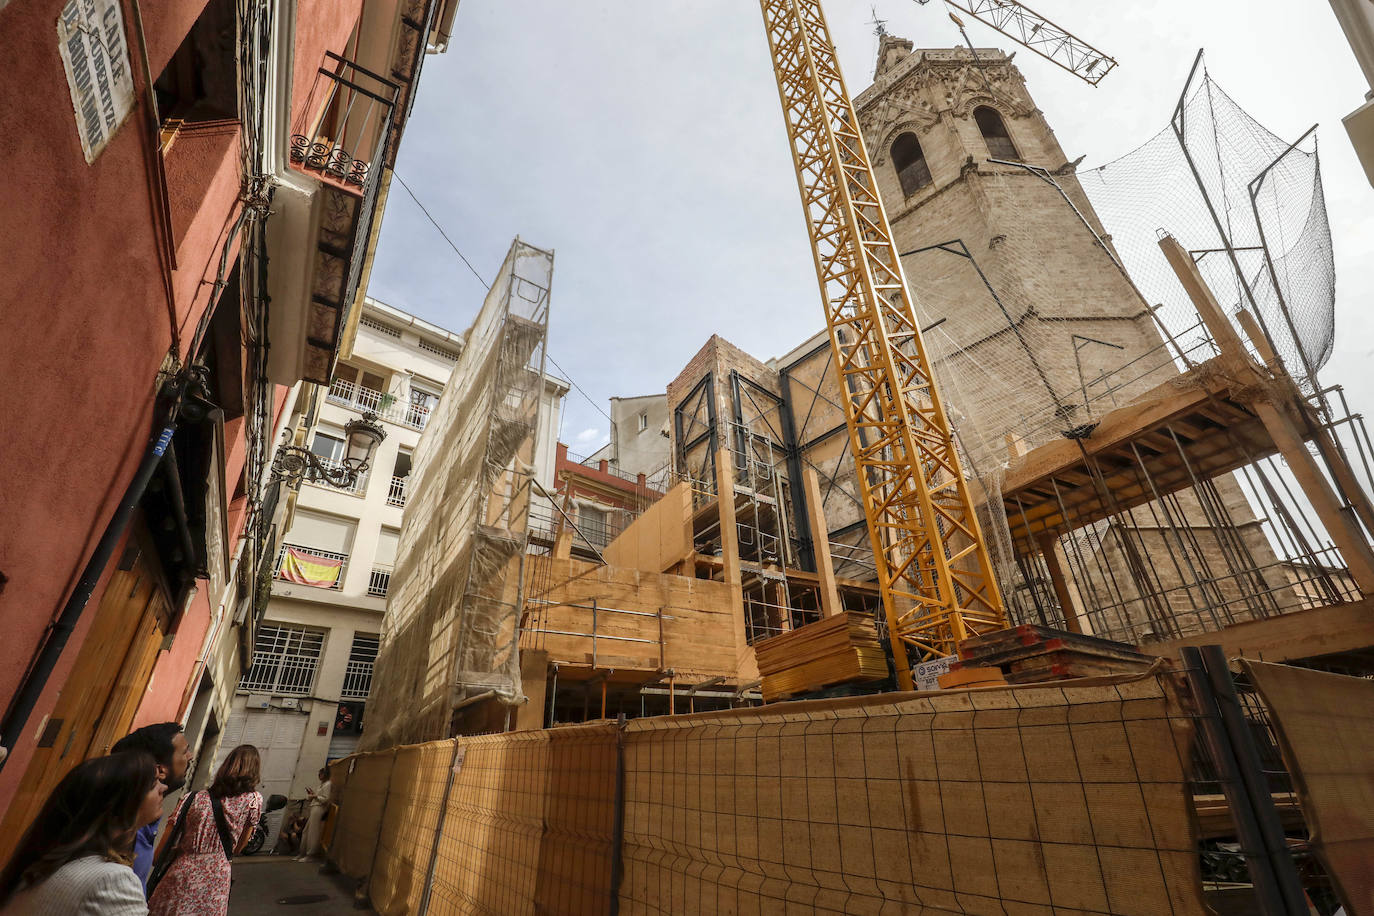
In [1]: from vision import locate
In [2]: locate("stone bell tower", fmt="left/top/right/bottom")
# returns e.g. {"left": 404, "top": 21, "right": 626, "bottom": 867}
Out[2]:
{"left": 855, "top": 37, "right": 1169, "bottom": 461}
{"left": 852, "top": 39, "right": 1290, "bottom": 640}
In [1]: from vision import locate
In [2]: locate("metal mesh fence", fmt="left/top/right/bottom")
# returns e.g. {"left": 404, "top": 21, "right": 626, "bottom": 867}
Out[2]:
{"left": 331, "top": 668, "right": 1223, "bottom": 915}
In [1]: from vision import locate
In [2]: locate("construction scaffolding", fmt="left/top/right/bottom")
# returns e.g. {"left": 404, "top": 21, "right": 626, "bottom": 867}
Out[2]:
{"left": 363, "top": 239, "right": 553, "bottom": 749}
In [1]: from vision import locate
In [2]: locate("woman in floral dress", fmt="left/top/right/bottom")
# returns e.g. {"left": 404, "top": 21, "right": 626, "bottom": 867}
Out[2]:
{"left": 148, "top": 745, "right": 262, "bottom": 916}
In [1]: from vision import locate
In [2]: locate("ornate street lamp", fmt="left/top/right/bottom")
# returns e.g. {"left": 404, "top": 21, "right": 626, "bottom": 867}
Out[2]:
{"left": 271, "top": 412, "right": 386, "bottom": 489}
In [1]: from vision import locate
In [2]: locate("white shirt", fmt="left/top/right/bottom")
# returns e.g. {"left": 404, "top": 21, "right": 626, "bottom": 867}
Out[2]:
{"left": 308, "top": 779, "right": 332, "bottom": 809}
{"left": 2, "top": 855, "right": 147, "bottom": 915}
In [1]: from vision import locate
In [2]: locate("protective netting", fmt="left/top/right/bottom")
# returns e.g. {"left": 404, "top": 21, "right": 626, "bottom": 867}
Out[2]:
{"left": 1077, "top": 55, "right": 1335, "bottom": 394}
{"left": 363, "top": 239, "right": 553, "bottom": 749}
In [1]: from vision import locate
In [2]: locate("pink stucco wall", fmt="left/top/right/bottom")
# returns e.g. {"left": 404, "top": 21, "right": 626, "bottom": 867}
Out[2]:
{"left": 0, "top": 0, "right": 376, "bottom": 813}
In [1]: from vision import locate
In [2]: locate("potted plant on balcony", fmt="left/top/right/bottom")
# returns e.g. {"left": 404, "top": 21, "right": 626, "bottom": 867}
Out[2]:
{"left": 378, "top": 392, "right": 397, "bottom": 414}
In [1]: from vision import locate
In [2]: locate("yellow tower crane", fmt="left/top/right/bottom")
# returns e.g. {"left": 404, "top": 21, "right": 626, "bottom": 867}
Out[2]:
{"left": 758, "top": 0, "right": 1008, "bottom": 688}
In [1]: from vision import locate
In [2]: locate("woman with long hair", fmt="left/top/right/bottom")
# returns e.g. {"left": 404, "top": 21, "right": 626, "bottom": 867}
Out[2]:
{"left": 0, "top": 751, "right": 166, "bottom": 914}
{"left": 147, "top": 744, "right": 262, "bottom": 916}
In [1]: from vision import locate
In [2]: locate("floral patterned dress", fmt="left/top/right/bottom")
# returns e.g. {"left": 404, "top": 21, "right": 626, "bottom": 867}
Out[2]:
{"left": 148, "top": 790, "right": 262, "bottom": 916}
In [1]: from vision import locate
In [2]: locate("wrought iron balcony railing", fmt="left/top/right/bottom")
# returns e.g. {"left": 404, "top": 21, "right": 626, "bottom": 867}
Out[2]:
{"left": 368, "top": 566, "right": 393, "bottom": 598}
{"left": 290, "top": 52, "right": 399, "bottom": 195}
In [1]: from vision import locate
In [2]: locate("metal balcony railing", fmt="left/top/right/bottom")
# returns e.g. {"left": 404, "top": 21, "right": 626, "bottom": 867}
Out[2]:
{"left": 368, "top": 567, "right": 392, "bottom": 598}
{"left": 327, "top": 378, "right": 430, "bottom": 431}
{"left": 290, "top": 52, "right": 399, "bottom": 194}
{"left": 274, "top": 543, "right": 349, "bottom": 590}
{"left": 387, "top": 476, "right": 408, "bottom": 507}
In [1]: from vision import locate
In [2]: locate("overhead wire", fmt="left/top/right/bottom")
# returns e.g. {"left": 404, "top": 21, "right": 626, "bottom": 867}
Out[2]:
{"left": 393, "top": 170, "right": 615, "bottom": 427}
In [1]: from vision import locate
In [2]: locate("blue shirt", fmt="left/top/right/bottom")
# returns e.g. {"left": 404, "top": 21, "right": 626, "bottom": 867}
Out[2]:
{"left": 132, "top": 819, "right": 159, "bottom": 892}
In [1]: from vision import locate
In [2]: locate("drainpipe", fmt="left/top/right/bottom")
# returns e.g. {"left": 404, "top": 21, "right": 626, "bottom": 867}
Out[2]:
{"left": 0, "top": 375, "right": 191, "bottom": 773}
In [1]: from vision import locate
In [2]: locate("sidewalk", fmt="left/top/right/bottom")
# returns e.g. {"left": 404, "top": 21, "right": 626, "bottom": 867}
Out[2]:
{"left": 228, "top": 856, "right": 371, "bottom": 915}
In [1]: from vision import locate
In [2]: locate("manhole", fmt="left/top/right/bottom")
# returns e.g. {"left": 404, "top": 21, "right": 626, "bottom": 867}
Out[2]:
{"left": 275, "top": 894, "right": 330, "bottom": 905}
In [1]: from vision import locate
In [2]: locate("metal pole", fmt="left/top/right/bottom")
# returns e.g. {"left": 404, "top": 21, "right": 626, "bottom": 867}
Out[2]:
{"left": 416, "top": 739, "right": 465, "bottom": 915}
{"left": 608, "top": 714, "right": 627, "bottom": 915}
{"left": 1181, "top": 647, "right": 1304, "bottom": 915}
{"left": 1199, "top": 645, "right": 1308, "bottom": 913}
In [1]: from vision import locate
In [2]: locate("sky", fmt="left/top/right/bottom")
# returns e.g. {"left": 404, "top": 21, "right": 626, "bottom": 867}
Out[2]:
{"left": 365, "top": 0, "right": 1374, "bottom": 456}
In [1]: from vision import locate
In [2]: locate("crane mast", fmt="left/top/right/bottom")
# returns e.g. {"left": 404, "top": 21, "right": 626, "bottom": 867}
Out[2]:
{"left": 759, "top": 0, "right": 1006, "bottom": 686}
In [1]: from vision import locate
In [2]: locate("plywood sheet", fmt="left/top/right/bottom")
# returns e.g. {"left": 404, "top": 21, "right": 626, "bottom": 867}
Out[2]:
{"left": 1243, "top": 660, "right": 1374, "bottom": 916}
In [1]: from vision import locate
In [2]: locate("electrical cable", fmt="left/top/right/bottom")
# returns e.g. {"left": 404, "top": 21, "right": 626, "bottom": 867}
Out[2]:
{"left": 393, "top": 171, "right": 615, "bottom": 427}
{"left": 393, "top": 171, "right": 491, "bottom": 290}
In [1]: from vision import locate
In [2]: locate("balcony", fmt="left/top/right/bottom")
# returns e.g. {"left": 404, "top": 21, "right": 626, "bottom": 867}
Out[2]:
{"left": 326, "top": 378, "right": 430, "bottom": 431}
{"left": 268, "top": 53, "right": 400, "bottom": 386}
{"left": 274, "top": 543, "right": 350, "bottom": 590}
{"left": 368, "top": 566, "right": 392, "bottom": 597}
{"left": 387, "top": 476, "right": 408, "bottom": 507}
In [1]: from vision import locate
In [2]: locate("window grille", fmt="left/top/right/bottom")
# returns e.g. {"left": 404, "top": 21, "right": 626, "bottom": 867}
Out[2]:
{"left": 360, "top": 316, "right": 400, "bottom": 338}
{"left": 417, "top": 338, "right": 459, "bottom": 361}
{"left": 239, "top": 625, "right": 325, "bottom": 695}
{"left": 340, "top": 633, "right": 380, "bottom": 700}
{"left": 368, "top": 567, "right": 392, "bottom": 597}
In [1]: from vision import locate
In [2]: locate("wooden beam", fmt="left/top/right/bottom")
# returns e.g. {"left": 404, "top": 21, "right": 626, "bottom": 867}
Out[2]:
{"left": 802, "top": 467, "right": 842, "bottom": 619}
{"left": 1158, "top": 234, "right": 1252, "bottom": 363}
{"left": 1142, "top": 598, "right": 1374, "bottom": 664}
{"left": 1160, "top": 248, "right": 1374, "bottom": 591}
{"left": 1035, "top": 533, "right": 1083, "bottom": 634}
{"left": 1237, "top": 308, "right": 1374, "bottom": 539}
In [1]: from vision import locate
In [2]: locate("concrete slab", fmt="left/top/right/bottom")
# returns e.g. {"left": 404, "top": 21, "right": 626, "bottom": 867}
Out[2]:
{"left": 228, "top": 857, "right": 371, "bottom": 915}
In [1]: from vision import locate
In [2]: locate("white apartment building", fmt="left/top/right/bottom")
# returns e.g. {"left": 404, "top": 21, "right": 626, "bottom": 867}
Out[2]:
{"left": 217, "top": 297, "right": 566, "bottom": 812}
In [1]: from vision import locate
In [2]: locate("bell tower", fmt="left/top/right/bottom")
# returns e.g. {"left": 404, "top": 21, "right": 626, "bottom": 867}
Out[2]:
{"left": 855, "top": 41, "right": 1169, "bottom": 461}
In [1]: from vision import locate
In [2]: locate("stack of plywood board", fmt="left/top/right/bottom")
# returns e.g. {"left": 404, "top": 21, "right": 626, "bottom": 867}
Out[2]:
{"left": 956, "top": 624, "right": 1154, "bottom": 683}
{"left": 755, "top": 612, "right": 886, "bottom": 701}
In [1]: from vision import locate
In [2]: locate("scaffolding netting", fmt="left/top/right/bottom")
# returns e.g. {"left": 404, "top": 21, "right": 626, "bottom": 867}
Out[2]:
{"left": 363, "top": 239, "right": 553, "bottom": 749}
{"left": 1077, "top": 54, "right": 1335, "bottom": 394}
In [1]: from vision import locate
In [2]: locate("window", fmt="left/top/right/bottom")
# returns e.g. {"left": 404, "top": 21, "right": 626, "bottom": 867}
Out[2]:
{"left": 240, "top": 625, "right": 325, "bottom": 695}
{"left": 890, "top": 132, "right": 933, "bottom": 196}
{"left": 153, "top": 0, "right": 238, "bottom": 142}
{"left": 359, "top": 316, "right": 400, "bottom": 338}
{"left": 310, "top": 431, "right": 345, "bottom": 463}
{"left": 406, "top": 387, "right": 439, "bottom": 430}
{"left": 341, "top": 633, "right": 380, "bottom": 699}
{"left": 638, "top": 412, "right": 649, "bottom": 432}
{"left": 974, "top": 106, "right": 1019, "bottom": 161}
{"left": 418, "top": 339, "right": 459, "bottom": 361}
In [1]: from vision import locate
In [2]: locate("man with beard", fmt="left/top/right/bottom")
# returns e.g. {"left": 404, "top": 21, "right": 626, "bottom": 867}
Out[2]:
{"left": 112, "top": 722, "right": 193, "bottom": 892}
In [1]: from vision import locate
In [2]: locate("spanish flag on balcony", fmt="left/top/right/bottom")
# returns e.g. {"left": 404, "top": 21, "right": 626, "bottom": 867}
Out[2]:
{"left": 280, "top": 547, "right": 343, "bottom": 587}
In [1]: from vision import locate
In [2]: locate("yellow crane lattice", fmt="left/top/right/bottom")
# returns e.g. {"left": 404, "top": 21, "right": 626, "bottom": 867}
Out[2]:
{"left": 758, "top": 0, "right": 1006, "bottom": 686}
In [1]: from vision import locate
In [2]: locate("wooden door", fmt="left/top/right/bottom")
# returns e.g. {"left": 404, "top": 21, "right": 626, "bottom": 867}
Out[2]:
{"left": 0, "top": 529, "right": 172, "bottom": 864}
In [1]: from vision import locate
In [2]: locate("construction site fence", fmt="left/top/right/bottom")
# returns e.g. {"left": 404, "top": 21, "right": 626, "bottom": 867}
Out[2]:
{"left": 328, "top": 662, "right": 1366, "bottom": 916}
